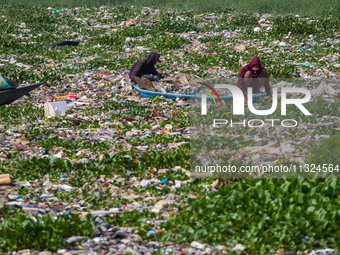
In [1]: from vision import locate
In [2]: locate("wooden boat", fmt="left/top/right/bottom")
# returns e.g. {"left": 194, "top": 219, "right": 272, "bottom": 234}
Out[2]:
{"left": 133, "top": 85, "right": 267, "bottom": 102}
{"left": 0, "top": 82, "right": 45, "bottom": 106}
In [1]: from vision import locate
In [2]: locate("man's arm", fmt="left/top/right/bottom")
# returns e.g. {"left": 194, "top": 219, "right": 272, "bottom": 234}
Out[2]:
{"left": 237, "top": 67, "right": 248, "bottom": 96}
{"left": 237, "top": 78, "right": 247, "bottom": 95}
{"left": 150, "top": 64, "right": 162, "bottom": 78}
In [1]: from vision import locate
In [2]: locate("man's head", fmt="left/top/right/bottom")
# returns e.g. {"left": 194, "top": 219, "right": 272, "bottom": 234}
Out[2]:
{"left": 250, "top": 56, "right": 262, "bottom": 74}
{"left": 146, "top": 52, "right": 162, "bottom": 64}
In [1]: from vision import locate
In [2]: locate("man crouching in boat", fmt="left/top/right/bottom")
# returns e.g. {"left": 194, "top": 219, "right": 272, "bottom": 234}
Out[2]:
{"left": 129, "top": 52, "right": 169, "bottom": 88}
{"left": 237, "top": 56, "right": 271, "bottom": 103}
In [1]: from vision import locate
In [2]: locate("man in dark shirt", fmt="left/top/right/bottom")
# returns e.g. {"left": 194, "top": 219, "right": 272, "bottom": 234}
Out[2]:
{"left": 129, "top": 52, "right": 169, "bottom": 86}
{"left": 237, "top": 56, "right": 271, "bottom": 101}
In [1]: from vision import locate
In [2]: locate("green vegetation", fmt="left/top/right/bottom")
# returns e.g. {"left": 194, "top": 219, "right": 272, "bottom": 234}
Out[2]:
{"left": 104, "top": 210, "right": 160, "bottom": 228}
{"left": 154, "top": 178, "right": 340, "bottom": 253}
{"left": 0, "top": 209, "right": 96, "bottom": 252}
{"left": 0, "top": 0, "right": 339, "bottom": 16}
{"left": 0, "top": 3, "right": 338, "bottom": 254}
{"left": 308, "top": 133, "right": 340, "bottom": 165}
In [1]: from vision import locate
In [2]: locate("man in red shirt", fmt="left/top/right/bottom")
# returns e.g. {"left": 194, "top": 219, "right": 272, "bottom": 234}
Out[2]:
{"left": 237, "top": 56, "right": 271, "bottom": 101}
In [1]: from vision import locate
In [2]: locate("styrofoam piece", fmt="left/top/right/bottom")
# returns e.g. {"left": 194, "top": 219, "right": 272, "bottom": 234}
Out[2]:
{"left": 44, "top": 101, "right": 67, "bottom": 117}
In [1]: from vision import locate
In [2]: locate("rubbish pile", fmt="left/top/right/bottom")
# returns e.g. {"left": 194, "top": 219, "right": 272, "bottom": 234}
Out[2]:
{"left": 0, "top": 5, "right": 339, "bottom": 254}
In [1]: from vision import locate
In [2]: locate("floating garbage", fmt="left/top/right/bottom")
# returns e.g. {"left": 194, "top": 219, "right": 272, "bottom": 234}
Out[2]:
{"left": 308, "top": 249, "right": 337, "bottom": 255}
{"left": 190, "top": 241, "right": 205, "bottom": 250}
{"left": 44, "top": 101, "right": 67, "bottom": 117}
{"left": 0, "top": 5, "right": 339, "bottom": 255}
{"left": 312, "top": 81, "right": 337, "bottom": 96}
{"left": 0, "top": 174, "right": 11, "bottom": 185}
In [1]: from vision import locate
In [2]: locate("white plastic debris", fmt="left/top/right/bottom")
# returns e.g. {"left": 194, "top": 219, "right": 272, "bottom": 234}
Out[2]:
{"left": 165, "top": 124, "right": 173, "bottom": 131}
{"left": 18, "top": 250, "right": 30, "bottom": 255}
{"left": 312, "top": 81, "right": 337, "bottom": 96}
{"left": 243, "top": 141, "right": 295, "bottom": 154}
{"left": 308, "top": 249, "right": 337, "bottom": 255}
{"left": 42, "top": 179, "right": 52, "bottom": 190}
{"left": 52, "top": 151, "right": 63, "bottom": 158}
{"left": 141, "top": 180, "right": 150, "bottom": 187}
{"left": 190, "top": 241, "right": 205, "bottom": 250}
{"left": 252, "top": 154, "right": 261, "bottom": 161}
{"left": 89, "top": 210, "right": 112, "bottom": 216}
{"left": 173, "top": 180, "right": 181, "bottom": 189}
{"left": 44, "top": 101, "right": 67, "bottom": 117}
{"left": 56, "top": 184, "right": 74, "bottom": 192}
{"left": 231, "top": 244, "right": 246, "bottom": 251}
{"left": 254, "top": 27, "right": 261, "bottom": 32}
{"left": 109, "top": 208, "right": 121, "bottom": 213}
{"left": 215, "top": 245, "right": 225, "bottom": 250}
{"left": 151, "top": 200, "right": 167, "bottom": 213}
